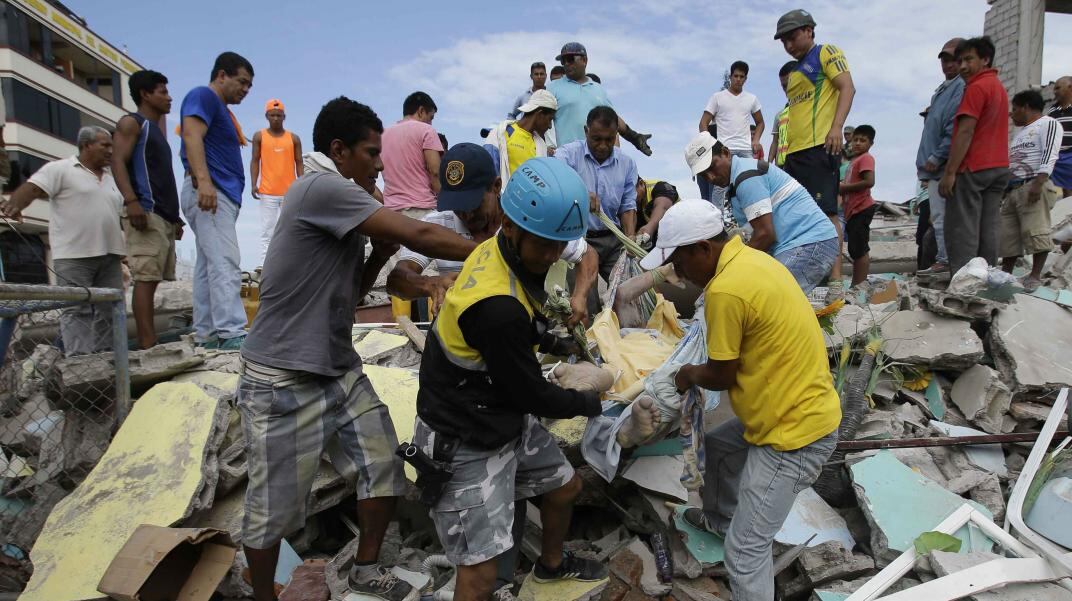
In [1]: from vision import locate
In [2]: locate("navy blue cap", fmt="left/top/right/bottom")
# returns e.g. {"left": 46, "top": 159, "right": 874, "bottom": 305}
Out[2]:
{"left": 438, "top": 143, "right": 497, "bottom": 212}
{"left": 555, "top": 42, "right": 587, "bottom": 61}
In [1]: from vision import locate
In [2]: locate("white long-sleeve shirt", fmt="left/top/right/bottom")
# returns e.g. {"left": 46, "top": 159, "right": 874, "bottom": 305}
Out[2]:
{"left": 1009, "top": 115, "right": 1062, "bottom": 180}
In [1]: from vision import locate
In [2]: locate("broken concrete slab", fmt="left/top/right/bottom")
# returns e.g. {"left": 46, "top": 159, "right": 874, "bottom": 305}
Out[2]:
{"left": 855, "top": 410, "right": 904, "bottom": 440}
{"left": 969, "top": 473, "right": 1007, "bottom": 525}
{"left": 20, "top": 381, "right": 229, "bottom": 601}
{"left": 775, "top": 487, "right": 856, "bottom": 551}
{"left": 917, "top": 288, "right": 1005, "bottom": 321}
{"left": 950, "top": 365, "right": 1013, "bottom": 434}
{"left": 880, "top": 310, "right": 985, "bottom": 369}
{"left": 929, "top": 421, "right": 1008, "bottom": 477}
{"left": 353, "top": 330, "right": 408, "bottom": 362}
{"left": 849, "top": 451, "right": 993, "bottom": 565}
{"left": 621, "top": 456, "right": 689, "bottom": 503}
{"left": 928, "top": 550, "right": 1072, "bottom": 600}
{"left": 1009, "top": 401, "right": 1070, "bottom": 428}
{"left": 171, "top": 369, "right": 240, "bottom": 398}
{"left": 797, "top": 541, "right": 875, "bottom": 586}
{"left": 49, "top": 339, "right": 205, "bottom": 406}
{"left": 363, "top": 365, "right": 419, "bottom": 481}
{"left": 990, "top": 293, "right": 1072, "bottom": 392}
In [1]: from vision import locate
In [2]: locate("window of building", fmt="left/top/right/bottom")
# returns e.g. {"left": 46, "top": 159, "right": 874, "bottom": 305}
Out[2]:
{"left": 0, "top": 231, "right": 48, "bottom": 284}
{"left": 0, "top": 2, "right": 124, "bottom": 106}
{"left": 1, "top": 77, "right": 113, "bottom": 144}
{"left": 3, "top": 150, "right": 49, "bottom": 193}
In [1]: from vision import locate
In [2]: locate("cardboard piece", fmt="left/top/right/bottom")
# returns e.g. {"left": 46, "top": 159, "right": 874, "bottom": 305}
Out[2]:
{"left": 868, "top": 280, "right": 899, "bottom": 305}
{"left": 97, "top": 525, "right": 236, "bottom": 601}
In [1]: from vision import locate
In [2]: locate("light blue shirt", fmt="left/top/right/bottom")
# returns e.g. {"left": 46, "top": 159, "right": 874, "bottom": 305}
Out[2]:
{"left": 547, "top": 77, "right": 613, "bottom": 146}
{"left": 728, "top": 156, "right": 836, "bottom": 256}
{"left": 555, "top": 140, "right": 637, "bottom": 230}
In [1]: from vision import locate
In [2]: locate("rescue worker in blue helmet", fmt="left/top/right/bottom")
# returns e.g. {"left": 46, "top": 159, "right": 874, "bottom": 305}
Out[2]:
{"left": 413, "top": 157, "right": 608, "bottom": 601}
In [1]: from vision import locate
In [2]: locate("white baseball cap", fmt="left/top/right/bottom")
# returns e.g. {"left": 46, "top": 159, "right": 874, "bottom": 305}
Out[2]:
{"left": 684, "top": 131, "right": 720, "bottom": 177}
{"left": 639, "top": 199, "right": 725, "bottom": 270}
{"left": 517, "top": 89, "right": 558, "bottom": 114}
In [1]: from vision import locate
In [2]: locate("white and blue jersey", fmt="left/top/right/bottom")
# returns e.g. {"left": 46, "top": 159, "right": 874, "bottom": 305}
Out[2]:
{"left": 728, "top": 156, "right": 836, "bottom": 256}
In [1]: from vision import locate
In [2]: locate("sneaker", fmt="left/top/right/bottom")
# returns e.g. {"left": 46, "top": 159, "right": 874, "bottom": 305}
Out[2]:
{"left": 492, "top": 583, "right": 517, "bottom": 601}
{"left": 825, "top": 279, "right": 845, "bottom": 304}
{"left": 1021, "top": 275, "right": 1042, "bottom": 293}
{"left": 217, "top": 335, "right": 246, "bottom": 351}
{"left": 348, "top": 564, "right": 418, "bottom": 601}
{"left": 531, "top": 551, "right": 607, "bottom": 583}
{"left": 918, "top": 262, "right": 950, "bottom": 275}
{"left": 681, "top": 507, "right": 722, "bottom": 536}
{"left": 195, "top": 337, "right": 219, "bottom": 350}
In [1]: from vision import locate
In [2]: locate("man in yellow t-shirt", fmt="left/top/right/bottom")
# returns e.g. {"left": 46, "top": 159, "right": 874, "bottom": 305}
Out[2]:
{"left": 484, "top": 89, "right": 557, "bottom": 187}
{"left": 775, "top": 9, "right": 855, "bottom": 302}
{"left": 641, "top": 198, "right": 840, "bottom": 601}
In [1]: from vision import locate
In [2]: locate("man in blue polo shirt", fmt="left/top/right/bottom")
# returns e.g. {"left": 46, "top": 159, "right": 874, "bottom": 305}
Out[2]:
{"left": 180, "top": 51, "right": 253, "bottom": 350}
{"left": 556, "top": 105, "right": 639, "bottom": 316}
{"left": 547, "top": 42, "right": 653, "bottom": 156}
{"left": 685, "top": 131, "right": 838, "bottom": 293}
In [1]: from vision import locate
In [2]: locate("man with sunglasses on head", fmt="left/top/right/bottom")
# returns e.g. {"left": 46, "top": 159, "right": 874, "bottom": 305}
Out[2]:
{"left": 547, "top": 42, "right": 653, "bottom": 156}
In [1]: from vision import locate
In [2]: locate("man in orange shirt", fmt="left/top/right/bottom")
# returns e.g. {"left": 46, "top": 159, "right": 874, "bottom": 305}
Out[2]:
{"left": 251, "top": 98, "right": 303, "bottom": 268}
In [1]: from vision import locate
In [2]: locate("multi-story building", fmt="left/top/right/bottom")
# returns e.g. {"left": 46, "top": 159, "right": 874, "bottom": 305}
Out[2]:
{"left": 0, "top": 0, "right": 142, "bottom": 283}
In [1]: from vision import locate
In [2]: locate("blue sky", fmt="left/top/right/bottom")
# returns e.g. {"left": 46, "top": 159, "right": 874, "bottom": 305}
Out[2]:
{"left": 67, "top": 0, "right": 1072, "bottom": 271}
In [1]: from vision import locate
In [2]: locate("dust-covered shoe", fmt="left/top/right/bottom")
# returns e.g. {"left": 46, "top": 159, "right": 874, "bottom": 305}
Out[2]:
{"left": 347, "top": 564, "right": 418, "bottom": 601}
{"left": 531, "top": 551, "right": 607, "bottom": 583}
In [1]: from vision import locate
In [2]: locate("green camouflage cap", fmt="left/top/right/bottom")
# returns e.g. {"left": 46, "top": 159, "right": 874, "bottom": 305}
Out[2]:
{"left": 774, "top": 9, "right": 816, "bottom": 40}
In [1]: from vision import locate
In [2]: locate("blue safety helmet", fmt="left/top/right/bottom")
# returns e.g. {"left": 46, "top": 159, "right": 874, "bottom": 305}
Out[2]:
{"left": 501, "top": 157, "right": 589, "bottom": 242}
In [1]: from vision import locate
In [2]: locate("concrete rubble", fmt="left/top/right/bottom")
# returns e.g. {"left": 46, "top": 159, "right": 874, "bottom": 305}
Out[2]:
{"left": 2, "top": 214, "right": 1071, "bottom": 601}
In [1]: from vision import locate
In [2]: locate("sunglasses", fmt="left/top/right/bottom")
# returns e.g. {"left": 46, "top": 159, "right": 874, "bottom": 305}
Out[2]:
{"left": 560, "top": 54, "right": 583, "bottom": 65}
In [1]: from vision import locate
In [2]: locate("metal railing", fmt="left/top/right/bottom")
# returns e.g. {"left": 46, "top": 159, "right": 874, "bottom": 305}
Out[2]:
{"left": 0, "top": 283, "right": 129, "bottom": 559}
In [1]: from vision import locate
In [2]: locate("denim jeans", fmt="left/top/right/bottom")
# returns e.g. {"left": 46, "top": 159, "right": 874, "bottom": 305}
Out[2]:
{"left": 926, "top": 179, "right": 948, "bottom": 264}
{"left": 773, "top": 237, "right": 840, "bottom": 294}
{"left": 702, "top": 418, "right": 837, "bottom": 601}
{"left": 181, "top": 176, "right": 247, "bottom": 342}
{"left": 52, "top": 254, "right": 123, "bottom": 356}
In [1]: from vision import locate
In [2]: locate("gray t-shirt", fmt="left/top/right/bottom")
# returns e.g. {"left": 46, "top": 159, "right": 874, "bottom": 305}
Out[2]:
{"left": 242, "top": 171, "right": 381, "bottom": 376}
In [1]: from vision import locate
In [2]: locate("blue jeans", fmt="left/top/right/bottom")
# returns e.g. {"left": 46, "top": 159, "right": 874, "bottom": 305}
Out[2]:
{"left": 774, "top": 237, "right": 839, "bottom": 294}
{"left": 702, "top": 418, "right": 837, "bottom": 601}
{"left": 181, "top": 176, "right": 247, "bottom": 341}
{"left": 926, "top": 179, "right": 949, "bottom": 264}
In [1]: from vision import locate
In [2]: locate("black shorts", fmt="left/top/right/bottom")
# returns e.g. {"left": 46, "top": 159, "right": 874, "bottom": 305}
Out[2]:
{"left": 846, "top": 205, "right": 876, "bottom": 260}
{"left": 783, "top": 146, "right": 840, "bottom": 215}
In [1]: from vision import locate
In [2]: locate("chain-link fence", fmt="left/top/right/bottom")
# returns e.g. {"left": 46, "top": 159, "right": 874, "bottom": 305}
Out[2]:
{"left": 0, "top": 283, "right": 129, "bottom": 556}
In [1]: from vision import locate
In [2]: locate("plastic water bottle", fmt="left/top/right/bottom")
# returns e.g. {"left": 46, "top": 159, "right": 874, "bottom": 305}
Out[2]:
{"left": 650, "top": 531, "right": 673, "bottom": 584}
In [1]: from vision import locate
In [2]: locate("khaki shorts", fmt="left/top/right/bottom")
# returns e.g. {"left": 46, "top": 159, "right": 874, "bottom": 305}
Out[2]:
{"left": 999, "top": 180, "right": 1060, "bottom": 258}
{"left": 123, "top": 211, "right": 178, "bottom": 282}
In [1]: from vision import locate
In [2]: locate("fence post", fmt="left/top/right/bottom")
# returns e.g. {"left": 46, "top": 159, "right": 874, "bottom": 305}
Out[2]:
{"left": 111, "top": 298, "right": 130, "bottom": 425}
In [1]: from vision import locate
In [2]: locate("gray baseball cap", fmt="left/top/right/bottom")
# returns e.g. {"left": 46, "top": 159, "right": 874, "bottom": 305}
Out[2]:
{"left": 774, "top": 9, "right": 816, "bottom": 40}
{"left": 555, "top": 42, "right": 587, "bottom": 61}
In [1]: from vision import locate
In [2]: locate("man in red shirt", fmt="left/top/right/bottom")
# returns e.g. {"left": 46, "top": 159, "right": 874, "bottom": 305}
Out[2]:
{"left": 938, "top": 36, "right": 1010, "bottom": 275}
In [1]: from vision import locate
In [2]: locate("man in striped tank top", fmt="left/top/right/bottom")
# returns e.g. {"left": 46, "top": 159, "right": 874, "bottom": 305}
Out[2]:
{"left": 112, "top": 70, "right": 183, "bottom": 350}
{"left": 251, "top": 98, "right": 303, "bottom": 268}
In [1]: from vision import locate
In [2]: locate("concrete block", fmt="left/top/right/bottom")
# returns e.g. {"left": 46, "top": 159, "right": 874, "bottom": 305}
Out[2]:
{"left": 50, "top": 339, "right": 205, "bottom": 406}
{"left": 20, "top": 382, "right": 229, "bottom": 601}
{"left": 950, "top": 365, "right": 1013, "bottom": 434}
{"left": 917, "top": 288, "right": 1005, "bottom": 321}
{"left": 850, "top": 451, "right": 993, "bottom": 565}
{"left": 880, "top": 310, "right": 984, "bottom": 369}
{"left": 990, "top": 293, "right": 1072, "bottom": 392}
{"left": 797, "top": 541, "right": 875, "bottom": 586}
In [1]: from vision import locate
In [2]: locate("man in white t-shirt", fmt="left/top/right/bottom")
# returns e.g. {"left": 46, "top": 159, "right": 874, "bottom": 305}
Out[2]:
{"left": 999, "top": 89, "right": 1062, "bottom": 291}
{"left": 697, "top": 60, "right": 765, "bottom": 204}
{"left": 1, "top": 126, "right": 126, "bottom": 355}
{"left": 388, "top": 143, "right": 597, "bottom": 326}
